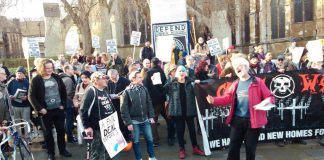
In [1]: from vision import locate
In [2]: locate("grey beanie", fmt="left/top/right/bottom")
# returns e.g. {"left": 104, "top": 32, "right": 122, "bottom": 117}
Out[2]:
{"left": 16, "top": 66, "right": 26, "bottom": 74}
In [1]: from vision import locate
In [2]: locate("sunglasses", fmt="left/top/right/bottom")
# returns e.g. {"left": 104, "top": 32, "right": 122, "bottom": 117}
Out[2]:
{"left": 278, "top": 59, "right": 284, "bottom": 61}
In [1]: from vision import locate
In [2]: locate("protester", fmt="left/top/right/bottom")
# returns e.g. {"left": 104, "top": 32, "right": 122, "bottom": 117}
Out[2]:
{"left": 206, "top": 57, "right": 275, "bottom": 160}
{"left": 108, "top": 52, "right": 124, "bottom": 76}
{"left": 164, "top": 65, "right": 205, "bottom": 159}
{"left": 60, "top": 65, "right": 77, "bottom": 144}
{"left": 194, "top": 37, "right": 209, "bottom": 58}
{"left": 248, "top": 53, "right": 261, "bottom": 75}
{"left": 171, "top": 41, "right": 183, "bottom": 65}
{"left": 28, "top": 59, "right": 71, "bottom": 160}
{"left": 184, "top": 55, "right": 195, "bottom": 80}
{"left": 215, "top": 54, "right": 228, "bottom": 78}
{"left": 107, "top": 69, "right": 131, "bottom": 141}
{"left": 124, "top": 56, "right": 134, "bottom": 76}
{"left": 256, "top": 45, "right": 266, "bottom": 62}
{"left": 73, "top": 71, "right": 92, "bottom": 109}
{"left": 120, "top": 71, "right": 157, "bottom": 160}
{"left": 80, "top": 71, "right": 119, "bottom": 160}
{"left": 95, "top": 56, "right": 108, "bottom": 74}
{"left": 7, "top": 66, "right": 30, "bottom": 137}
{"left": 143, "top": 58, "right": 151, "bottom": 69}
{"left": 260, "top": 52, "right": 277, "bottom": 73}
{"left": 0, "top": 68, "right": 9, "bottom": 123}
{"left": 70, "top": 55, "right": 83, "bottom": 72}
{"left": 143, "top": 57, "right": 167, "bottom": 147}
{"left": 283, "top": 52, "right": 298, "bottom": 71}
{"left": 275, "top": 54, "right": 285, "bottom": 73}
{"left": 140, "top": 40, "right": 155, "bottom": 61}
{"left": 195, "top": 61, "right": 209, "bottom": 81}
{"left": 284, "top": 37, "right": 297, "bottom": 55}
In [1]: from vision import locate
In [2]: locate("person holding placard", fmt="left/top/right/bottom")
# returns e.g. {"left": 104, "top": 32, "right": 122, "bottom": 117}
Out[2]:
{"left": 206, "top": 57, "right": 275, "bottom": 160}
{"left": 80, "top": 72, "right": 120, "bottom": 160}
{"left": 120, "top": 71, "right": 157, "bottom": 160}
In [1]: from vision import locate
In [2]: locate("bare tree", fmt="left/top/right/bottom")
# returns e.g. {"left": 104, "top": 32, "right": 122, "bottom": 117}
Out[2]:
{"left": 0, "top": 0, "right": 17, "bottom": 13}
{"left": 60, "top": 0, "right": 101, "bottom": 55}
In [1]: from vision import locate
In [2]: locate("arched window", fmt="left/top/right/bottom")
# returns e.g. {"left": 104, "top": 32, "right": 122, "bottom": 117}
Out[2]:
{"left": 271, "top": 0, "right": 285, "bottom": 39}
{"left": 294, "top": 0, "right": 314, "bottom": 23}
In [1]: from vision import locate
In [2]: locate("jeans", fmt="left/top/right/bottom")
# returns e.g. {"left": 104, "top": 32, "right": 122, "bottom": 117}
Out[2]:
{"left": 167, "top": 117, "right": 176, "bottom": 140}
{"left": 91, "top": 130, "right": 120, "bottom": 160}
{"left": 132, "top": 121, "right": 155, "bottom": 160}
{"left": 228, "top": 117, "right": 260, "bottom": 160}
{"left": 41, "top": 108, "right": 66, "bottom": 155}
{"left": 65, "top": 100, "right": 75, "bottom": 141}
{"left": 174, "top": 116, "right": 198, "bottom": 148}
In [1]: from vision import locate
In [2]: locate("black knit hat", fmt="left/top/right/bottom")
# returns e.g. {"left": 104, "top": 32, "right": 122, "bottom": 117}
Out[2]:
{"left": 16, "top": 66, "right": 26, "bottom": 74}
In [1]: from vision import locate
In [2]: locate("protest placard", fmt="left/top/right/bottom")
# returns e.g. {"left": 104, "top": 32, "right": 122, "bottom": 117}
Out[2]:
{"left": 292, "top": 47, "right": 305, "bottom": 64}
{"left": 130, "top": 31, "right": 141, "bottom": 46}
{"left": 106, "top": 39, "right": 117, "bottom": 54}
{"left": 306, "top": 40, "right": 323, "bottom": 62}
{"left": 22, "top": 37, "right": 41, "bottom": 59}
{"left": 207, "top": 38, "right": 222, "bottom": 56}
{"left": 156, "top": 35, "right": 173, "bottom": 62}
{"left": 92, "top": 35, "right": 100, "bottom": 49}
{"left": 99, "top": 112, "right": 126, "bottom": 158}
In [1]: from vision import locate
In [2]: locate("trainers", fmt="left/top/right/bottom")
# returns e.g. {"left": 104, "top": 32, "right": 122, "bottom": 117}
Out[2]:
{"left": 148, "top": 157, "right": 158, "bottom": 160}
{"left": 192, "top": 146, "right": 205, "bottom": 156}
{"left": 179, "top": 148, "right": 186, "bottom": 159}
{"left": 68, "top": 138, "right": 78, "bottom": 144}
{"left": 59, "top": 150, "right": 72, "bottom": 157}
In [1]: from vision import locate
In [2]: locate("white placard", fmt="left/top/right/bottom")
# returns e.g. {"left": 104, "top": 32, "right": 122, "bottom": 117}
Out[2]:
{"left": 65, "top": 26, "right": 80, "bottom": 55}
{"left": 292, "top": 47, "right": 305, "bottom": 64}
{"left": 106, "top": 39, "right": 117, "bottom": 54}
{"left": 150, "top": 0, "right": 187, "bottom": 24}
{"left": 130, "top": 31, "right": 141, "bottom": 46}
{"left": 207, "top": 38, "right": 222, "bottom": 56}
{"left": 156, "top": 35, "right": 173, "bottom": 62}
{"left": 92, "top": 35, "right": 100, "bottom": 49}
{"left": 151, "top": 72, "right": 162, "bottom": 85}
{"left": 99, "top": 112, "right": 126, "bottom": 158}
{"left": 222, "top": 37, "right": 230, "bottom": 50}
{"left": 306, "top": 40, "right": 323, "bottom": 62}
{"left": 22, "top": 37, "right": 41, "bottom": 59}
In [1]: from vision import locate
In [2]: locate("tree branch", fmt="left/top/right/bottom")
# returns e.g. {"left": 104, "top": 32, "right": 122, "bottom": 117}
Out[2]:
{"left": 61, "top": 0, "right": 82, "bottom": 26}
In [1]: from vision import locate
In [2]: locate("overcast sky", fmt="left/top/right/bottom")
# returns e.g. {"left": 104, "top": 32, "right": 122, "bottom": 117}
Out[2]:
{"left": 3, "top": 0, "right": 60, "bottom": 19}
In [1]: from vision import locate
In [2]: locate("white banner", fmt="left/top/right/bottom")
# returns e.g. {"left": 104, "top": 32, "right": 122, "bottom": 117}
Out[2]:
{"left": 207, "top": 38, "right": 222, "bottom": 56}
{"left": 150, "top": 0, "right": 187, "bottom": 24}
{"left": 156, "top": 35, "right": 173, "bottom": 62}
{"left": 99, "top": 112, "right": 126, "bottom": 158}
{"left": 130, "top": 31, "right": 141, "bottom": 46}
{"left": 106, "top": 39, "right": 117, "bottom": 54}
{"left": 306, "top": 40, "right": 323, "bottom": 62}
{"left": 92, "top": 35, "right": 100, "bottom": 49}
{"left": 22, "top": 37, "right": 41, "bottom": 59}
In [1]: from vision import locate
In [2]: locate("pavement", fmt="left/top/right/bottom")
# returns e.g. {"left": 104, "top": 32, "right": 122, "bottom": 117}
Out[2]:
{"left": 26, "top": 121, "right": 324, "bottom": 160}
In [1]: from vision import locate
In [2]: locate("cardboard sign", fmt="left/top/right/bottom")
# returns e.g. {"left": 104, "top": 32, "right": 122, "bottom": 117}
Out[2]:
{"left": 207, "top": 38, "right": 222, "bottom": 56}
{"left": 306, "top": 40, "right": 323, "bottom": 62}
{"left": 150, "top": 0, "right": 187, "bottom": 24}
{"left": 22, "top": 37, "right": 41, "bottom": 59}
{"left": 156, "top": 35, "right": 173, "bottom": 62}
{"left": 106, "top": 39, "right": 117, "bottom": 54}
{"left": 92, "top": 35, "right": 100, "bottom": 49}
{"left": 130, "top": 31, "right": 141, "bottom": 46}
{"left": 292, "top": 47, "right": 305, "bottom": 64}
{"left": 99, "top": 112, "right": 126, "bottom": 158}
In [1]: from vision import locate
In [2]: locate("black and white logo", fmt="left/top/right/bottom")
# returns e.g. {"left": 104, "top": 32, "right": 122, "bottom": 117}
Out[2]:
{"left": 270, "top": 74, "right": 295, "bottom": 99}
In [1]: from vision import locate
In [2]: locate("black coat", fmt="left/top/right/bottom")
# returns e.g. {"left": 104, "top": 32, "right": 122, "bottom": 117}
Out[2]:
{"left": 28, "top": 74, "right": 67, "bottom": 111}
{"left": 143, "top": 66, "right": 167, "bottom": 105}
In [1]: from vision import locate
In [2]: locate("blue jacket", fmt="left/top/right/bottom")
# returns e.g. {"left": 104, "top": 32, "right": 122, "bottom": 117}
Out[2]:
{"left": 7, "top": 78, "right": 29, "bottom": 107}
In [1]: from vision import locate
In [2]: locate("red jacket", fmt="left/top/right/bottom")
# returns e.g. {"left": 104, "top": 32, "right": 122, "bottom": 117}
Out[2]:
{"left": 212, "top": 76, "right": 275, "bottom": 128}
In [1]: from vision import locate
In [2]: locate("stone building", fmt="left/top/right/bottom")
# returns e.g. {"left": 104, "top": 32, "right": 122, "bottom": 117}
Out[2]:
{"left": 187, "top": 0, "right": 324, "bottom": 54}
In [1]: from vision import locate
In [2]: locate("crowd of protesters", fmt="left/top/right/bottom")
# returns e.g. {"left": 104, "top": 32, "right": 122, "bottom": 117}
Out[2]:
{"left": 0, "top": 36, "right": 323, "bottom": 160}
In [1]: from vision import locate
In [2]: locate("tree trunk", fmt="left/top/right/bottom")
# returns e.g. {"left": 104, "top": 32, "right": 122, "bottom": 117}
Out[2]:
{"left": 80, "top": 19, "right": 92, "bottom": 56}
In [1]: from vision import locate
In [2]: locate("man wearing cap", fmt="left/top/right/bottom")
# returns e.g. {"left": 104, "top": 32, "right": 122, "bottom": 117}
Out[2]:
{"left": 7, "top": 66, "right": 30, "bottom": 137}
{"left": 80, "top": 71, "right": 120, "bottom": 160}
{"left": 248, "top": 53, "right": 261, "bottom": 75}
{"left": 275, "top": 54, "right": 286, "bottom": 73}
{"left": 28, "top": 59, "right": 71, "bottom": 160}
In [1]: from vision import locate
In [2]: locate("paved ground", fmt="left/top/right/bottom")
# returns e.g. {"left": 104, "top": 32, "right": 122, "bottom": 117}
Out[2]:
{"left": 26, "top": 121, "right": 324, "bottom": 160}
